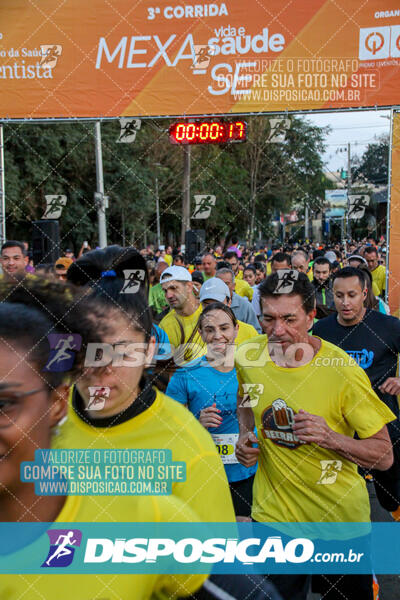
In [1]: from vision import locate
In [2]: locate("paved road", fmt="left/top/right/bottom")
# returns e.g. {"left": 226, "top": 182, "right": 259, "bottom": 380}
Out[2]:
{"left": 368, "top": 480, "right": 398, "bottom": 600}
{"left": 308, "top": 480, "right": 398, "bottom": 599}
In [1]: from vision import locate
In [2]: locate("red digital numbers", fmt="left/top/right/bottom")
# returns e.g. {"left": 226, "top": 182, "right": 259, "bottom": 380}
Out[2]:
{"left": 169, "top": 120, "right": 247, "bottom": 144}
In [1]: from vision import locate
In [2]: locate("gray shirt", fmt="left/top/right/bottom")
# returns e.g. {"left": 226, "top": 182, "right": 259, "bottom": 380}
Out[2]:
{"left": 251, "top": 285, "right": 261, "bottom": 317}
{"left": 231, "top": 292, "right": 262, "bottom": 333}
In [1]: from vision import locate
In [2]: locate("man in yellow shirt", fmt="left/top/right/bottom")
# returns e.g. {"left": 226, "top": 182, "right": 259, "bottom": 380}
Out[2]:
{"left": 364, "top": 246, "right": 386, "bottom": 296}
{"left": 223, "top": 252, "right": 253, "bottom": 299}
{"left": 159, "top": 265, "right": 204, "bottom": 362}
{"left": 348, "top": 254, "right": 381, "bottom": 296}
{"left": 235, "top": 270, "right": 394, "bottom": 600}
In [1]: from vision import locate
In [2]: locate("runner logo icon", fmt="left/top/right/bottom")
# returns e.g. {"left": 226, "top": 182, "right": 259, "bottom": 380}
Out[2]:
{"left": 87, "top": 386, "right": 110, "bottom": 410}
{"left": 239, "top": 383, "right": 264, "bottom": 408}
{"left": 42, "top": 529, "right": 82, "bottom": 568}
{"left": 121, "top": 269, "right": 146, "bottom": 293}
{"left": 44, "top": 334, "right": 82, "bottom": 372}
{"left": 316, "top": 460, "right": 342, "bottom": 485}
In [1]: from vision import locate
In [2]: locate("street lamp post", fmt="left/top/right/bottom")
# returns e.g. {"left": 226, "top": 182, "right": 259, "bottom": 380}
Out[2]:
{"left": 155, "top": 174, "right": 161, "bottom": 248}
{"left": 181, "top": 145, "right": 191, "bottom": 246}
{"left": 94, "top": 121, "right": 107, "bottom": 248}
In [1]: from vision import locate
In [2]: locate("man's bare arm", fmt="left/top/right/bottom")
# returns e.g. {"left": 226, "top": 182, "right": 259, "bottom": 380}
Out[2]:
{"left": 237, "top": 392, "right": 255, "bottom": 435}
{"left": 236, "top": 392, "right": 259, "bottom": 468}
{"left": 293, "top": 410, "right": 393, "bottom": 471}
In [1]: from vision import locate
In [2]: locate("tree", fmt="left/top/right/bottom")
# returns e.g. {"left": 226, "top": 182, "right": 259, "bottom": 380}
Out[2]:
{"left": 3, "top": 115, "right": 328, "bottom": 251}
{"left": 237, "top": 115, "right": 328, "bottom": 244}
{"left": 352, "top": 135, "right": 389, "bottom": 185}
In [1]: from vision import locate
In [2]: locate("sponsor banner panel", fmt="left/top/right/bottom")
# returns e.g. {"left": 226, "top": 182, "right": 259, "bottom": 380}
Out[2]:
{"left": 0, "top": 1, "right": 400, "bottom": 118}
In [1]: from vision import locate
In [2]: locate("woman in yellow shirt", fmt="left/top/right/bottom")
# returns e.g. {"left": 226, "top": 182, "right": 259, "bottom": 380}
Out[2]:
{"left": 0, "top": 278, "right": 206, "bottom": 599}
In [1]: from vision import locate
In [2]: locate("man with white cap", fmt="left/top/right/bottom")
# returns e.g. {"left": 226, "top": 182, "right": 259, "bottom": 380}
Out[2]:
{"left": 159, "top": 265, "right": 204, "bottom": 362}
{"left": 324, "top": 250, "right": 337, "bottom": 265}
{"left": 199, "top": 276, "right": 231, "bottom": 306}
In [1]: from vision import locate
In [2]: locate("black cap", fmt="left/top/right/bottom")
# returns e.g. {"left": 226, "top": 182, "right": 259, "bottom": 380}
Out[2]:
{"left": 191, "top": 270, "right": 205, "bottom": 285}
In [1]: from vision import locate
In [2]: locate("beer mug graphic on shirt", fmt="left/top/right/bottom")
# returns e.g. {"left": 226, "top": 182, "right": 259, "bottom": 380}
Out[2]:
{"left": 272, "top": 399, "right": 294, "bottom": 430}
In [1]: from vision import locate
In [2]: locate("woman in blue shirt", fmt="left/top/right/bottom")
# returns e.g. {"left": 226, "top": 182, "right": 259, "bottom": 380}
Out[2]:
{"left": 167, "top": 302, "right": 257, "bottom": 516}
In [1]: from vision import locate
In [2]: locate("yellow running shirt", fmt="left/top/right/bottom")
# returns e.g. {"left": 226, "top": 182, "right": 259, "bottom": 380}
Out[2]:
{"left": 235, "top": 278, "right": 253, "bottom": 300}
{"left": 160, "top": 305, "right": 204, "bottom": 362}
{"left": 0, "top": 494, "right": 206, "bottom": 600}
{"left": 54, "top": 388, "right": 235, "bottom": 526}
{"left": 235, "top": 335, "right": 395, "bottom": 523}
{"left": 236, "top": 321, "right": 258, "bottom": 345}
{"left": 371, "top": 264, "right": 386, "bottom": 295}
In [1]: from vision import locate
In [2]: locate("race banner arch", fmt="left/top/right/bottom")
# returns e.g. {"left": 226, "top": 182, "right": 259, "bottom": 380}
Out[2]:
{"left": 0, "top": 1, "right": 400, "bottom": 119}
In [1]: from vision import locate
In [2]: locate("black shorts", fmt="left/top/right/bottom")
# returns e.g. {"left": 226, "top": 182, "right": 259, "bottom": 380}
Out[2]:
{"left": 251, "top": 520, "right": 373, "bottom": 600}
{"left": 371, "top": 423, "right": 400, "bottom": 511}
{"left": 229, "top": 474, "right": 254, "bottom": 517}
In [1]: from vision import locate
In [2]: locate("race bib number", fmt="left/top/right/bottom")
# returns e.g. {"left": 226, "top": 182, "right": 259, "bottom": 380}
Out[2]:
{"left": 212, "top": 433, "right": 239, "bottom": 464}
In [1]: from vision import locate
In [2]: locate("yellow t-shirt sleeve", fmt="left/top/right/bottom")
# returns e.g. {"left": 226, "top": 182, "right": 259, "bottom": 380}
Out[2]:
{"left": 341, "top": 365, "right": 396, "bottom": 438}
{"left": 238, "top": 279, "right": 254, "bottom": 300}
{"left": 235, "top": 361, "right": 246, "bottom": 397}
{"left": 159, "top": 315, "right": 179, "bottom": 349}
{"left": 244, "top": 281, "right": 254, "bottom": 300}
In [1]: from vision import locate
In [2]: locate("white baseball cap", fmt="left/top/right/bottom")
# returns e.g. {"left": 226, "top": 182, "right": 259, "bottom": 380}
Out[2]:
{"left": 324, "top": 251, "right": 337, "bottom": 264}
{"left": 199, "top": 277, "right": 230, "bottom": 303}
{"left": 348, "top": 254, "right": 367, "bottom": 265}
{"left": 160, "top": 265, "right": 192, "bottom": 284}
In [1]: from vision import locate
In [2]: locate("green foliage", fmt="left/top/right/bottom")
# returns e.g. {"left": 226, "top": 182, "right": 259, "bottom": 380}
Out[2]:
{"left": 3, "top": 115, "right": 328, "bottom": 249}
{"left": 352, "top": 134, "right": 389, "bottom": 185}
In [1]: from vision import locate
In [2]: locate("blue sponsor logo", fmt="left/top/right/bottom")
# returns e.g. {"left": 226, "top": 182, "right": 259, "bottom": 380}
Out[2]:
{"left": 347, "top": 349, "right": 374, "bottom": 369}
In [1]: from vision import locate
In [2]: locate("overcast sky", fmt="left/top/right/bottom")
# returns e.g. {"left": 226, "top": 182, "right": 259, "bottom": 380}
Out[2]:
{"left": 303, "top": 109, "right": 390, "bottom": 175}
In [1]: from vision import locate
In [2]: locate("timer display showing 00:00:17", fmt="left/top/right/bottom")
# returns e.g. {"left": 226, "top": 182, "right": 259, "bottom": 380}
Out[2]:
{"left": 169, "top": 121, "right": 247, "bottom": 144}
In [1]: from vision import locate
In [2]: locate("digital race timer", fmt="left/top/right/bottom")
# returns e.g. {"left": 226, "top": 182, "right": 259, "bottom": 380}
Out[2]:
{"left": 169, "top": 120, "right": 247, "bottom": 145}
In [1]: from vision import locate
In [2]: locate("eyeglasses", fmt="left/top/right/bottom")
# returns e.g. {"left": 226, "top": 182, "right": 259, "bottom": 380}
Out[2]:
{"left": 0, "top": 387, "right": 47, "bottom": 429}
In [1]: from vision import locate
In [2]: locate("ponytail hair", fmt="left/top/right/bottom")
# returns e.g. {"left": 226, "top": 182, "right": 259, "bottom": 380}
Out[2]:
{"left": 67, "top": 245, "right": 152, "bottom": 343}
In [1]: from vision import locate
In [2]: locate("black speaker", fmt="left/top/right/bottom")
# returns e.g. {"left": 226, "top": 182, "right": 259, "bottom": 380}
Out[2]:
{"left": 32, "top": 220, "right": 60, "bottom": 265}
{"left": 185, "top": 229, "right": 205, "bottom": 263}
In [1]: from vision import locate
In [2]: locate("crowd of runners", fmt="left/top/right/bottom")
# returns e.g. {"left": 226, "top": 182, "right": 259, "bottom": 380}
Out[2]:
{"left": 0, "top": 234, "right": 397, "bottom": 600}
